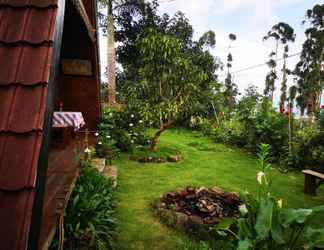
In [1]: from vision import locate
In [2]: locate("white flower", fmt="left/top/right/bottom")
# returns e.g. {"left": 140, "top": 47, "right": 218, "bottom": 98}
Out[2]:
{"left": 239, "top": 204, "right": 248, "bottom": 216}
{"left": 84, "top": 147, "right": 91, "bottom": 153}
{"left": 139, "top": 120, "right": 143, "bottom": 123}
{"left": 106, "top": 135, "right": 111, "bottom": 139}
{"left": 129, "top": 123, "right": 134, "bottom": 127}
{"left": 116, "top": 91, "right": 119, "bottom": 95}
{"left": 257, "top": 171, "right": 265, "bottom": 185}
{"left": 131, "top": 114, "right": 135, "bottom": 118}
{"left": 131, "top": 140, "right": 134, "bottom": 143}
{"left": 277, "top": 199, "right": 283, "bottom": 208}
{"left": 98, "top": 141, "right": 102, "bottom": 145}
{"left": 94, "top": 132, "right": 99, "bottom": 137}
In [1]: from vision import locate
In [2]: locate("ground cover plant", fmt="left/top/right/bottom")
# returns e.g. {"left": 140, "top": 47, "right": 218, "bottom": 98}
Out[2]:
{"left": 113, "top": 129, "right": 324, "bottom": 250}
{"left": 51, "top": 164, "right": 117, "bottom": 250}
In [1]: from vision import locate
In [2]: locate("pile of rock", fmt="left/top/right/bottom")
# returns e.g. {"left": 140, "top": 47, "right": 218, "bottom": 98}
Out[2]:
{"left": 154, "top": 186, "right": 241, "bottom": 228}
{"left": 130, "top": 154, "right": 182, "bottom": 163}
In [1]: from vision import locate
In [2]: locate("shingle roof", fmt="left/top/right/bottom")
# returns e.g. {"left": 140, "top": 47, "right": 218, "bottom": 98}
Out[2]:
{"left": 0, "top": 0, "right": 58, "bottom": 249}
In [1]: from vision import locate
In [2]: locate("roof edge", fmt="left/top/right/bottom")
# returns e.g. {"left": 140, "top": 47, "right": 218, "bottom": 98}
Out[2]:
{"left": 27, "top": 0, "right": 66, "bottom": 248}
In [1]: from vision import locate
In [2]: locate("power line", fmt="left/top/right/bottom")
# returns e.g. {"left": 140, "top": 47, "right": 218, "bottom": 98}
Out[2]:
{"left": 157, "top": 0, "right": 176, "bottom": 3}
{"left": 219, "top": 51, "right": 301, "bottom": 78}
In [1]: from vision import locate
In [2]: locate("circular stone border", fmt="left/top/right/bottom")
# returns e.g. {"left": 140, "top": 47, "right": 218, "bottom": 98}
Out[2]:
{"left": 152, "top": 186, "right": 241, "bottom": 239}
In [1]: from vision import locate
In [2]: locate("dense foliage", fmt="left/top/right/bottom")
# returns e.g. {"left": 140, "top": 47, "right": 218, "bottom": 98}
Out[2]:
{"left": 210, "top": 87, "right": 289, "bottom": 162}
{"left": 99, "top": 106, "right": 148, "bottom": 152}
{"left": 62, "top": 165, "right": 117, "bottom": 250}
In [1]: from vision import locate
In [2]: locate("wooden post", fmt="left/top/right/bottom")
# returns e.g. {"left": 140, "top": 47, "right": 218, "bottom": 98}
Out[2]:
{"left": 304, "top": 174, "right": 317, "bottom": 195}
{"left": 84, "top": 128, "right": 89, "bottom": 149}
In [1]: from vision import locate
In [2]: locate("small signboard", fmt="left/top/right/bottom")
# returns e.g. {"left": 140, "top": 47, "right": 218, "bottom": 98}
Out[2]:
{"left": 61, "top": 59, "right": 92, "bottom": 76}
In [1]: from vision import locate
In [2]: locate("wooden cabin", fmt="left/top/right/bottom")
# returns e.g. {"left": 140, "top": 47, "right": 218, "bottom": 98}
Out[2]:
{"left": 0, "top": 0, "right": 101, "bottom": 249}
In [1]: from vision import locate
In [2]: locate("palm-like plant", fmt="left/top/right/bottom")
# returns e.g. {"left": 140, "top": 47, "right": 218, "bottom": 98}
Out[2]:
{"left": 98, "top": 0, "right": 144, "bottom": 106}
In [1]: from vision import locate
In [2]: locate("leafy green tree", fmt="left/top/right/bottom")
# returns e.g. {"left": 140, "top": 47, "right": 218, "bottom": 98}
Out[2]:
{"left": 295, "top": 4, "right": 324, "bottom": 117}
{"left": 116, "top": 6, "right": 222, "bottom": 122}
{"left": 131, "top": 29, "right": 207, "bottom": 151}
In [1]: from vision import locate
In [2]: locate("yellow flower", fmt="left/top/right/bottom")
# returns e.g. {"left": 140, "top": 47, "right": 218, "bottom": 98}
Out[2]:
{"left": 277, "top": 199, "right": 283, "bottom": 208}
{"left": 257, "top": 171, "right": 265, "bottom": 184}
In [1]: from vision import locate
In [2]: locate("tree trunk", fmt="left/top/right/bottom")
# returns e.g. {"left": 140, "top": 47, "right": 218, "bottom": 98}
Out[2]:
{"left": 280, "top": 55, "right": 287, "bottom": 113}
{"left": 107, "top": 1, "right": 116, "bottom": 106}
{"left": 288, "top": 102, "right": 292, "bottom": 153}
{"left": 149, "top": 124, "right": 168, "bottom": 152}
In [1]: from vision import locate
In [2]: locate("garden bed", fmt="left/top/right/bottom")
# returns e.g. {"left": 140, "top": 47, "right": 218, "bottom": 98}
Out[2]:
{"left": 130, "top": 146, "right": 182, "bottom": 163}
{"left": 153, "top": 187, "right": 241, "bottom": 238}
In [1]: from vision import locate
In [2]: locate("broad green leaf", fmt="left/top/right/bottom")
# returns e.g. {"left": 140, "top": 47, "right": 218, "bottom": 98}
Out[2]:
{"left": 255, "top": 199, "right": 274, "bottom": 239}
{"left": 270, "top": 210, "right": 286, "bottom": 244}
{"left": 237, "top": 239, "right": 253, "bottom": 250}
{"left": 304, "top": 227, "right": 324, "bottom": 249}
{"left": 214, "top": 217, "right": 236, "bottom": 231}
{"left": 310, "top": 205, "right": 324, "bottom": 214}
{"left": 238, "top": 218, "right": 253, "bottom": 239}
{"left": 279, "top": 208, "right": 313, "bottom": 227}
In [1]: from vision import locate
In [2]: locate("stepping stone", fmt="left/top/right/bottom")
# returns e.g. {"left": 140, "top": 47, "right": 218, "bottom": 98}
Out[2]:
{"left": 103, "top": 165, "right": 118, "bottom": 188}
{"left": 91, "top": 158, "right": 106, "bottom": 173}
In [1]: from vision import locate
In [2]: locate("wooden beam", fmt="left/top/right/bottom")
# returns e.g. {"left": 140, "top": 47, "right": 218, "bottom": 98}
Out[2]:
{"left": 302, "top": 170, "right": 324, "bottom": 180}
{"left": 72, "top": 0, "right": 96, "bottom": 42}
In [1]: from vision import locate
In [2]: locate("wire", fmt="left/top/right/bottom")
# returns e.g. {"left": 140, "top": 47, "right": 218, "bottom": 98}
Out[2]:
{"left": 157, "top": 0, "right": 176, "bottom": 3}
{"left": 219, "top": 52, "right": 301, "bottom": 78}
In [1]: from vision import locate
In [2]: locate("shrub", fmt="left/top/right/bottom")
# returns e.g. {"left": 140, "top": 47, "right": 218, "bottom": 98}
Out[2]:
{"left": 297, "top": 132, "right": 324, "bottom": 171}
{"left": 213, "top": 119, "right": 246, "bottom": 147}
{"left": 238, "top": 98, "right": 289, "bottom": 160}
{"left": 61, "top": 165, "right": 117, "bottom": 250}
{"left": 283, "top": 124, "right": 319, "bottom": 169}
{"left": 99, "top": 106, "right": 149, "bottom": 152}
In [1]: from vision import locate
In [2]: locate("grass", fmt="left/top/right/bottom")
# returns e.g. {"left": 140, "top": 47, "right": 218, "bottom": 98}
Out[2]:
{"left": 131, "top": 145, "right": 181, "bottom": 159}
{"left": 114, "top": 129, "right": 324, "bottom": 250}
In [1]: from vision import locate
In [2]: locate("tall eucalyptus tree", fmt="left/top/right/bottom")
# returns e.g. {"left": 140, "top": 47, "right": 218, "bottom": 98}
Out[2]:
{"left": 263, "top": 22, "right": 296, "bottom": 106}
{"left": 295, "top": 4, "right": 324, "bottom": 118}
{"left": 224, "top": 33, "right": 238, "bottom": 111}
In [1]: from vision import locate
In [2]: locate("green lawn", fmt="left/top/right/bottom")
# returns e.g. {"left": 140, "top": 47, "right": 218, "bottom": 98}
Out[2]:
{"left": 114, "top": 129, "right": 324, "bottom": 250}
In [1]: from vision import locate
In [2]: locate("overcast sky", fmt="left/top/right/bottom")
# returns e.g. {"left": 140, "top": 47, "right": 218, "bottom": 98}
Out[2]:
{"left": 99, "top": 0, "right": 323, "bottom": 105}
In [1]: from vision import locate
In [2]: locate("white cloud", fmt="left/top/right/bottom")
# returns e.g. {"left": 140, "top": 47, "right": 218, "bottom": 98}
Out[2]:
{"left": 156, "top": 0, "right": 305, "bottom": 103}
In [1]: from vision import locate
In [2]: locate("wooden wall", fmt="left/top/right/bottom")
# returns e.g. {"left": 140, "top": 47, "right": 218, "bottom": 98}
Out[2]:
{"left": 55, "top": 0, "right": 101, "bottom": 131}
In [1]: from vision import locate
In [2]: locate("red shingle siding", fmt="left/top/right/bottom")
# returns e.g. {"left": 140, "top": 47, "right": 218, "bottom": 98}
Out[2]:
{"left": 0, "top": 7, "right": 57, "bottom": 44}
{"left": 0, "top": 190, "right": 35, "bottom": 250}
{"left": 0, "top": 45, "right": 53, "bottom": 85}
{"left": 0, "top": 0, "right": 58, "bottom": 249}
{"left": 0, "top": 133, "right": 43, "bottom": 190}
{"left": 0, "top": 0, "right": 57, "bottom": 8}
{"left": 0, "top": 86, "right": 47, "bottom": 132}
